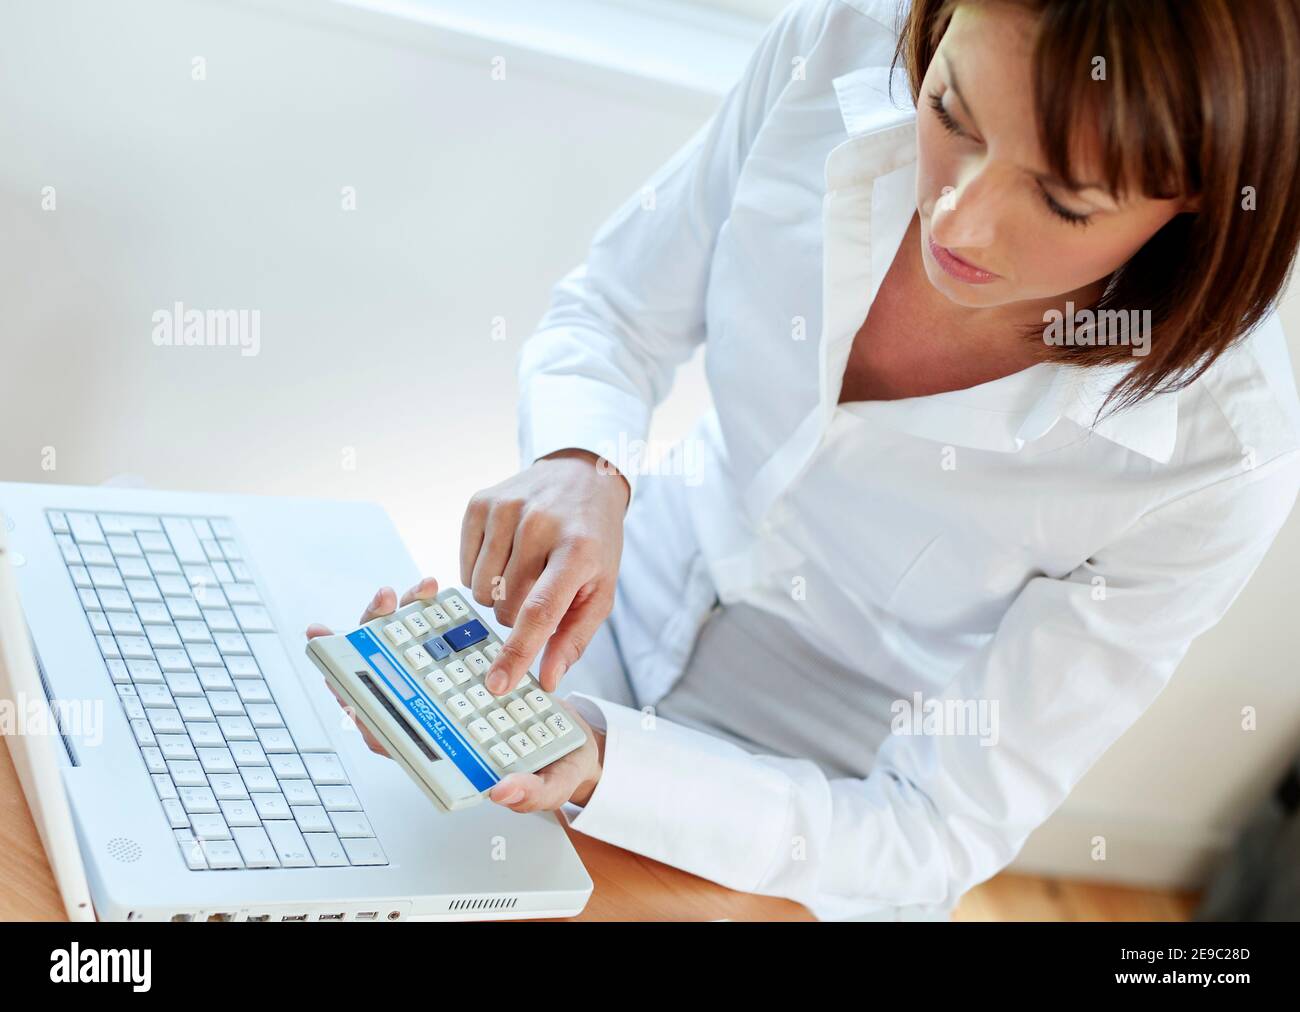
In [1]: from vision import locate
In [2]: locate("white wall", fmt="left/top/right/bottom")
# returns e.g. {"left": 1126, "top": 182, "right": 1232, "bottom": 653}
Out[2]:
{"left": 2, "top": 0, "right": 1297, "bottom": 890}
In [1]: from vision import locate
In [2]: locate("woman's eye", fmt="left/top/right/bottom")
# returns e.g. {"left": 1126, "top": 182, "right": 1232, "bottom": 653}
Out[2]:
{"left": 926, "top": 90, "right": 966, "bottom": 138}
{"left": 1039, "top": 184, "right": 1094, "bottom": 227}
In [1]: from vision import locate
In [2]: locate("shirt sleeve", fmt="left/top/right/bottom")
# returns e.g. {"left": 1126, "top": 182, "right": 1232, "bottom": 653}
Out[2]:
{"left": 559, "top": 452, "right": 1300, "bottom": 919}
{"left": 515, "top": 1, "right": 832, "bottom": 504}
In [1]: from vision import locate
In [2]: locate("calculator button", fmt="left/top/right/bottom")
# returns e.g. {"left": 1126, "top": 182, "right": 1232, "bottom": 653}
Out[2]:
{"left": 403, "top": 612, "right": 432, "bottom": 637}
{"left": 424, "top": 670, "right": 454, "bottom": 695}
{"left": 522, "top": 689, "right": 553, "bottom": 715}
{"left": 444, "top": 660, "right": 472, "bottom": 684}
{"left": 486, "top": 708, "right": 516, "bottom": 734}
{"left": 546, "top": 712, "right": 574, "bottom": 738}
{"left": 445, "top": 694, "right": 475, "bottom": 720}
{"left": 527, "top": 723, "right": 555, "bottom": 748}
{"left": 465, "top": 684, "right": 494, "bottom": 709}
{"left": 488, "top": 742, "right": 519, "bottom": 768}
{"left": 441, "top": 595, "right": 470, "bottom": 620}
{"left": 505, "top": 699, "right": 533, "bottom": 723}
{"left": 424, "top": 636, "right": 452, "bottom": 661}
{"left": 484, "top": 642, "right": 502, "bottom": 660}
{"left": 507, "top": 732, "right": 537, "bottom": 757}
{"left": 382, "top": 621, "right": 412, "bottom": 646}
{"left": 467, "top": 718, "right": 496, "bottom": 743}
{"left": 464, "top": 650, "right": 491, "bottom": 676}
{"left": 421, "top": 604, "right": 451, "bottom": 628}
{"left": 403, "top": 644, "right": 433, "bottom": 670}
{"left": 444, "top": 619, "right": 489, "bottom": 652}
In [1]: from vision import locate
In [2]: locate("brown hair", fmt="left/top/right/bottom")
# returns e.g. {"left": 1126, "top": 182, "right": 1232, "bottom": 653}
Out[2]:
{"left": 892, "top": 0, "right": 1300, "bottom": 414}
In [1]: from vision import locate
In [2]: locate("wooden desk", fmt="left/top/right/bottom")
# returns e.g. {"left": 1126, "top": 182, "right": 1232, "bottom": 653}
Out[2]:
{"left": 0, "top": 734, "right": 812, "bottom": 922}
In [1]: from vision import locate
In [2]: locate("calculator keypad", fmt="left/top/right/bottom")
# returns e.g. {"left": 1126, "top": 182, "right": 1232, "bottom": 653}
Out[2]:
{"left": 362, "top": 593, "right": 578, "bottom": 776}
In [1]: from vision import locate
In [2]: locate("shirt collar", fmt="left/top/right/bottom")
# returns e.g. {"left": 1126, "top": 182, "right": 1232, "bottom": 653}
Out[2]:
{"left": 829, "top": 66, "right": 1181, "bottom": 464}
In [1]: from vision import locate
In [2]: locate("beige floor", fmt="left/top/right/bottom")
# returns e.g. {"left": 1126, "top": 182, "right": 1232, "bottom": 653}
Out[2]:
{"left": 955, "top": 872, "right": 1201, "bottom": 921}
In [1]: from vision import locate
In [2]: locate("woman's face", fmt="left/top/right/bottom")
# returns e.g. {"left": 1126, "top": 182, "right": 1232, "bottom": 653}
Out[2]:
{"left": 916, "top": 1, "right": 1192, "bottom": 309}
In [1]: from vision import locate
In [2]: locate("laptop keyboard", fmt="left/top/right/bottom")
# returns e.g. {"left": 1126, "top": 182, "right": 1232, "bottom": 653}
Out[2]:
{"left": 47, "top": 509, "right": 386, "bottom": 871}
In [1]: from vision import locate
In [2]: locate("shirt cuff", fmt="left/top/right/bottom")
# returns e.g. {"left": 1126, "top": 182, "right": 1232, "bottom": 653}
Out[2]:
{"left": 556, "top": 691, "right": 792, "bottom": 895}
{"left": 518, "top": 371, "right": 650, "bottom": 505}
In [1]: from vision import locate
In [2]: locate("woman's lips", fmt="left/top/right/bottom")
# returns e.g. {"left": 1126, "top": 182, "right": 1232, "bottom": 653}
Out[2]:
{"left": 927, "top": 236, "right": 999, "bottom": 284}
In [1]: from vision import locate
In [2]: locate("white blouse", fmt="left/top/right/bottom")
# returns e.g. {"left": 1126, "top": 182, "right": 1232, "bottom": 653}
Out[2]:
{"left": 514, "top": 0, "right": 1300, "bottom": 920}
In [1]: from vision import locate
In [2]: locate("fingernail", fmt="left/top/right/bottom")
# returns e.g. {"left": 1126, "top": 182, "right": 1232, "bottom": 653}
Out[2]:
{"left": 486, "top": 671, "right": 506, "bottom": 694}
{"left": 369, "top": 589, "right": 382, "bottom": 608}
{"left": 495, "top": 789, "right": 524, "bottom": 805}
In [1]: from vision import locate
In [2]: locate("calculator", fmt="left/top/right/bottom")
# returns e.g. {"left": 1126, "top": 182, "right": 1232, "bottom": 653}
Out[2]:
{"left": 305, "top": 589, "right": 586, "bottom": 812}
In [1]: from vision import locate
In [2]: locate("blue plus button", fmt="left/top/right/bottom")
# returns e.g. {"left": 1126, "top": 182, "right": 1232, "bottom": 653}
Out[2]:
{"left": 443, "top": 619, "right": 489, "bottom": 652}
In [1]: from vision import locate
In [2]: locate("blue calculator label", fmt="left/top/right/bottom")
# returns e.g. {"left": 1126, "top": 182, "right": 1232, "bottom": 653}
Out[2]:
{"left": 346, "top": 627, "right": 499, "bottom": 791}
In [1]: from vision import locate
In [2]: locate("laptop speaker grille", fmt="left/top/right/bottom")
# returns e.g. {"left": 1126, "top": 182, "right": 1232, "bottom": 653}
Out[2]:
{"left": 107, "top": 837, "right": 143, "bottom": 863}
{"left": 448, "top": 896, "right": 519, "bottom": 912}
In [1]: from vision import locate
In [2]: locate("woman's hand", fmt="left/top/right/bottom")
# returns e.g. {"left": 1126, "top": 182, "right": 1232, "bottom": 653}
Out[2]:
{"left": 305, "top": 578, "right": 444, "bottom": 759}
{"left": 461, "top": 448, "right": 629, "bottom": 696}
{"left": 305, "top": 576, "right": 606, "bottom": 811}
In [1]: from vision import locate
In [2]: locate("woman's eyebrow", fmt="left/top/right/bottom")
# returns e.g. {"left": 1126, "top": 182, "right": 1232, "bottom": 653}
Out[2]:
{"left": 942, "top": 53, "right": 1118, "bottom": 207}
{"left": 1031, "top": 169, "right": 1119, "bottom": 206}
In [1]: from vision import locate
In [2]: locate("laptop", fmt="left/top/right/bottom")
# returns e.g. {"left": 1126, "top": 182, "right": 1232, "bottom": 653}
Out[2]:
{"left": 0, "top": 480, "right": 592, "bottom": 922}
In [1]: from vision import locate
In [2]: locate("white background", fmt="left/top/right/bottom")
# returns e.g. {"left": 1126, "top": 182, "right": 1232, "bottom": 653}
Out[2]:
{"left": 1, "top": 0, "right": 1298, "bottom": 890}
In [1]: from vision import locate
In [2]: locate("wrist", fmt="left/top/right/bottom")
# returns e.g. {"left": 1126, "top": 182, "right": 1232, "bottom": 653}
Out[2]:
{"left": 540, "top": 447, "right": 631, "bottom": 512}
{"left": 570, "top": 728, "right": 605, "bottom": 807}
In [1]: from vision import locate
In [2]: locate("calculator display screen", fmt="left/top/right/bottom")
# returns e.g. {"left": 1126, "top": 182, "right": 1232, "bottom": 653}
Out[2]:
{"left": 371, "top": 653, "right": 416, "bottom": 700}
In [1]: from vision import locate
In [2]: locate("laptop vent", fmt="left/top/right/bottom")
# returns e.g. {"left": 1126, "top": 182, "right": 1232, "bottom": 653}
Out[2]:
{"left": 106, "top": 837, "right": 143, "bottom": 863}
{"left": 30, "top": 637, "right": 78, "bottom": 767}
{"left": 448, "top": 896, "right": 519, "bottom": 912}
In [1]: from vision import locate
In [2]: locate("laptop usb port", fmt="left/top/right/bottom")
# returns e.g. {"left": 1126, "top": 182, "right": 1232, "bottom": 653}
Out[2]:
{"left": 355, "top": 911, "right": 379, "bottom": 921}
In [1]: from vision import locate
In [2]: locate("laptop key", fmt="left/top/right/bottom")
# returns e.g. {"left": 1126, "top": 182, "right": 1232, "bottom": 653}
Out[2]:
{"left": 190, "top": 813, "right": 231, "bottom": 841}
{"left": 293, "top": 805, "right": 332, "bottom": 834}
{"left": 329, "top": 812, "right": 374, "bottom": 838}
{"left": 156, "top": 735, "right": 196, "bottom": 761}
{"left": 229, "top": 740, "right": 266, "bottom": 766}
{"left": 265, "top": 820, "right": 315, "bottom": 868}
{"left": 251, "top": 792, "right": 291, "bottom": 820}
{"left": 199, "top": 839, "right": 243, "bottom": 870}
{"left": 232, "top": 827, "right": 281, "bottom": 868}
{"left": 220, "top": 799, "right": 261, "bottom": 828}
{"left": 208, "top": 775, "right": 245, "bottom": 796}
{"left": 279, "top": 779, "right": 319, "bottom": 806}
{"left": 162, "top": 799, "right": 190, "bottom": 829}
{"left": 342, "top": 837, "right": 387, "bottom": 867}
{"left": 302, "top": 753, "right": 348, "bottom": 786}
{"left": 176, "top": 833, "right": 207, "bottom": 870}
{"left": 317, "top": 786, "right": 361, "bottom": 812}
{"left": 178, "top": 786, "right": 219, "bottom": 814}
{"left": 197, "top": 747, "right": 237, "bottom": 774}
{"left": 303, "top": 832, "right": 349, "bottom": 867}
{"left": 208, "top": 774, "right": 249, "bottom": 801}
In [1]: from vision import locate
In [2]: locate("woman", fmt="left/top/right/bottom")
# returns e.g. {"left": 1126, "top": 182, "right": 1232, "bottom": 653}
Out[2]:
{"left": 309, "top": 0, "right": 1300, "bottom": 919}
